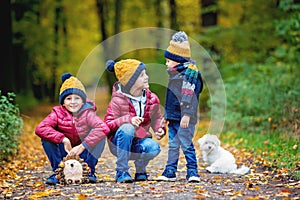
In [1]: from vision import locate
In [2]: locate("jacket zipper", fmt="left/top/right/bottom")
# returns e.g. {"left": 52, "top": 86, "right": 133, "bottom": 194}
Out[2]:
{"left": 138, "top": 101, "right": 142, "bottom": 117}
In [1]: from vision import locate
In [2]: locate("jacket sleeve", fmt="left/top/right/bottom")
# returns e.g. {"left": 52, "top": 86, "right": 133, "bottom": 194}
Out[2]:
{"left": 150, "top": 94, "right": 166, "bottom": 133}
{"left": 82, "top": 110, "right": 110, "bottom": 148}
{"left": 104, "top": 97, "right": 132, "bottom": 132}
{"left": 35, "top": 109, "right": 66, "bottom": 144}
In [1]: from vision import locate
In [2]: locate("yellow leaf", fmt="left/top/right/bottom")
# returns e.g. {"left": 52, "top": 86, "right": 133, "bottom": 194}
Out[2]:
{"left": 34, "top": 181, "right": 43, "bottom": 188}
{"left": 80, "top": 189, "right": 94, "bottom": 193}
{"left": 193, "top": 189, "right": 207, "bottom": 194}
{"left": 77, "top": 194, "right": 87, "bottom": 200}
{"left": 268, "top": 117, "right": 272, "bottom": 122}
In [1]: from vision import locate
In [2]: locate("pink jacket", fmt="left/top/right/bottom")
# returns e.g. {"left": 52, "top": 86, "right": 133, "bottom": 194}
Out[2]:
{"left": 35, "top": 100, "right": 110, "bottom": 148}
{"left": 104, "top": 83, "right": 165, "bottom": 140}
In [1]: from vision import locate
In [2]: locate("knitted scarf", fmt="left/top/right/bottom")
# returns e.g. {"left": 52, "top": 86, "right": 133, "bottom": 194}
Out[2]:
{"left": 168, "top": 61, "right": 199, "bottom": 106}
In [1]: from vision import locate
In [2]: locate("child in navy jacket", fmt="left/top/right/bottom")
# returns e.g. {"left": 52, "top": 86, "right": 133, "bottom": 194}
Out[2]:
{"left": 157, "top": 31, "right": 203, "bottom": 182}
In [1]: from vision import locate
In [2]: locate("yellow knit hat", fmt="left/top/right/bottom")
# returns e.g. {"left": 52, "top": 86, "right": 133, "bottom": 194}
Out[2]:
{"left": 59, "top": 73, "right": 86, "bottom": 104}
{"left": 164, "top": 31, "right": 191, "bottom": 63}
{"left": 106, "top": 59, "right": 146, "bottom": 91}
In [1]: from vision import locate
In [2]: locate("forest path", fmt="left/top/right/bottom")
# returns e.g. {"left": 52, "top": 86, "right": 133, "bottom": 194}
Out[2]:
{"left": 0, "top": 99, "right": 299, "bottom": 199}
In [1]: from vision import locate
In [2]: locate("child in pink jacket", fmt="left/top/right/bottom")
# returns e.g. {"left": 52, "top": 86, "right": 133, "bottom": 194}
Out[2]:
{"left": 35, "top": 73, "right": 110, "bottom": 185}
{"left": 104, "top": 59, "right": 166, "bottom": 183}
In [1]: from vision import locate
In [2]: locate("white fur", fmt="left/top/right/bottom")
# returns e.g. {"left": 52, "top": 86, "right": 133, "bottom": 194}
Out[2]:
{"left": 198, "top": 134, "right": 250, "bottom": 175}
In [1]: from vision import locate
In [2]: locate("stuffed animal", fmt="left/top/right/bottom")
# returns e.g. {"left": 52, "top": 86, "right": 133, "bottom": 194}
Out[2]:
{"left": 55, "top": 155, "right": 90, "bottom": 185}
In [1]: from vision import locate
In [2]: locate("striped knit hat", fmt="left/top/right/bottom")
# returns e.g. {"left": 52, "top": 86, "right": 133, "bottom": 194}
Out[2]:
{"left": 59, "top": 73, "right": 87, "bottom": 105}
{"left": 164, "top": 31, "right": 191, "bottom": 63}
{"left": 106, "top": 59, "right": 146, "bottom": 91}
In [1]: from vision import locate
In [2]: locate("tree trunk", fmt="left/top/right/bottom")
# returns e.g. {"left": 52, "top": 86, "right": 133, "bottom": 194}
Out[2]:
{"left": 113, "top": 0, "right": 122, "bottom": 57}
{"left": 201, "top": 0, "right": 218, "bottom": 27}
{"left": 169, "top": 0, "right": 179, "bottom": 30}
{"left": 0, "top": 0, "right": 14, "bottom": 95}
{"left": 155, "top": 0, "right": 163, "bottom": 49}
{"left": 11, "top": 1, "right": 34, "bottom": 96}
{"left": 96, "top": 0, "right": 118, "bottom": 93}
{"left": 62, "top": 7, "right": 69, "bottom": 61}
{"left": 52, "top": 0, "right": 62, "bottom": 102}
{"left": 96, "top": 0, "right": 108, "bottom": 42}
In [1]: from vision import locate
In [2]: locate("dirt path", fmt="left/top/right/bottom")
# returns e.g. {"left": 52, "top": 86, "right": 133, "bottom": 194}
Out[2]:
{"left": 0, "top": 104, "right": 299, "bottom": 199}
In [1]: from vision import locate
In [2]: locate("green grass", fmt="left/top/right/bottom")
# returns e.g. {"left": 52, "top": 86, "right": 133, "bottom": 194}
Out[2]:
{"left": 220, "top": 131, "right": 300, "bottom": 178}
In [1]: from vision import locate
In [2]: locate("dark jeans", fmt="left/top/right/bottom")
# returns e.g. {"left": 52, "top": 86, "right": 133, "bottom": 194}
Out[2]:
{"left": 108, "top": 123, "right": 161, "bottom": 173}
{"left": 165, "top": 120, "right": 198, "bottom": 171}
{"left": 42, "top": 138, "right": 106, "bottom": 173}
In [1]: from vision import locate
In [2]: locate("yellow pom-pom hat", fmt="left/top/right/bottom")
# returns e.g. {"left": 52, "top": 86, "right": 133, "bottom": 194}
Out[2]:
{"left": 106, "top": 59, "right": 146, "bottom": 91}
{"left": 164, "top": 31, "right": 191, "bottom": 63}
{"left": 59, "top": 73, "right": 87, "bottom": 104}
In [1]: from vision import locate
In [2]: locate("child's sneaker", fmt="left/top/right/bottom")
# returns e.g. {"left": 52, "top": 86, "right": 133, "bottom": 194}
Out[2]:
{"left": 88, "top": 172, "right": 97, "bottom": 183}
{"left": 45, "top": 174, "right": 58, "bottom": 185}
{"left": 116, "top": 171, "right": 133, "bottom": 183}
{"left": 157, "top": 169, "right": 176, "bottom": 182}
{"left": 134, "top": 173, "right": 148, "bottom": 181}
{"left": 186, "top": 169, "right": 200, "bottom": 183}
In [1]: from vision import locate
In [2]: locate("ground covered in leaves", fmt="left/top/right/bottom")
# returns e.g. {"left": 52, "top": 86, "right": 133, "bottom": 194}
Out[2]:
{"left": 0, "top": 104, "right": 299, "bottom": 200}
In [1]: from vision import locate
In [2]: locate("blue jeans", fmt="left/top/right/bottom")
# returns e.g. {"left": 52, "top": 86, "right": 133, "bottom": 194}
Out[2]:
{"left": 165, "top": 120, "right": 198, "bottom": 171}
{"left": 108, "top": 123, "right": 161, "bottom": 173}
{"left": 42, "top": 138, "right": 106, "bottom": 173}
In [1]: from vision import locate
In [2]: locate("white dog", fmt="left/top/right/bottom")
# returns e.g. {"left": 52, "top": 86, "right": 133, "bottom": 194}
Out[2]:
{"left": 198, "top": 134, "right": 250, "bottom": 175}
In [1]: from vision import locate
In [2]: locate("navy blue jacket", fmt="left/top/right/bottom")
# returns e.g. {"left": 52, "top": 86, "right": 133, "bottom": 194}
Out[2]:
{"left": 164, "top": 64, "right": 203, "bottom": 125}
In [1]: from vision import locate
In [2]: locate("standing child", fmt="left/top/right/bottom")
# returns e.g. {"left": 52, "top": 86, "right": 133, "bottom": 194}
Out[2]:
{"left": 104, "top": 59, "right": 166, "bottom": 183}
{"left": 157, "top": 31, "right": 203, "bottom": 182}
{"left": 35, "top": 73, "right": 110, "bottom": 185}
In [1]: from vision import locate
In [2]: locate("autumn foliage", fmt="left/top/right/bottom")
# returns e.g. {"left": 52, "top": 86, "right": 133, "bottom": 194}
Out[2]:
{"left": 0, "top": 105, "right": 299, "bottom": 199}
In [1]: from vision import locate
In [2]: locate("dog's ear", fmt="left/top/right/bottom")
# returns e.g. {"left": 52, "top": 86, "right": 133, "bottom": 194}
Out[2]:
{"left": 212, "top": 135, "right": 221, "bottom": 146}
{"left": 198, "top": 134, "right": 207, "bottom": 146}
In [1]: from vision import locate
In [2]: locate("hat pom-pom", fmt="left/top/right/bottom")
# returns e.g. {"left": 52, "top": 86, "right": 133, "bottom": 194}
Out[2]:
{"left": 172, "top": 31, "right": 188, "bottom": 43}
{"left": 61, "top": 73, "right": 72, "bottom": 82}
{"left": 106, "top": 60, "right": 115, "bottom": 72}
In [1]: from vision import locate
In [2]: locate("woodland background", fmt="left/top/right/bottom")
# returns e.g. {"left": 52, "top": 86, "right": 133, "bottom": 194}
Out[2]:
{"left": 0, "top": 0, "right": 299, "bottom": 176}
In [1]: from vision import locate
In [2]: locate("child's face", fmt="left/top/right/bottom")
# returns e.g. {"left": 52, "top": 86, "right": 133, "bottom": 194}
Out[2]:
{"left": 166, "top": 59, "right": 179, "bottom": 69}
{"left": 133, "top": 69, "right": 149, "bottom": 90}
{"left": 63, "top": 94, "right": 84, "bottom": 113}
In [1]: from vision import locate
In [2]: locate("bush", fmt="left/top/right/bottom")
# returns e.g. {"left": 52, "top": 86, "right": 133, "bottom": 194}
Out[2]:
{"left": 222, "top": 62, "right": 300, "bottom": 137}
{"left": 0, "top": 92, "right": 23, "bottom": 164}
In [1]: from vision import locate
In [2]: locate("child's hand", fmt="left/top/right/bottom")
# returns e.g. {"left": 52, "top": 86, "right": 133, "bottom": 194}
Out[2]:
{"left": 160, "top": 118, "right": 167, "bottom": 128}
{"left": 62, "top": 137, "right": 72, "bottom": 153}
{"left": 131, "top": 116, "right": 144, "bottom": 127}
{"left": 180, "top": 115, "right": 190, "bottom": 128}
{"left": 155, "top": 127, "right": 165, "bottom": 140}
{"left": 68, "top": 144, "right": 85, "bottom": 156}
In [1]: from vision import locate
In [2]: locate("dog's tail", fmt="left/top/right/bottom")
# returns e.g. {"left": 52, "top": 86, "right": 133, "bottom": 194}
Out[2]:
{"left": 232, "top": 165, "right": 250, "bottom": 175}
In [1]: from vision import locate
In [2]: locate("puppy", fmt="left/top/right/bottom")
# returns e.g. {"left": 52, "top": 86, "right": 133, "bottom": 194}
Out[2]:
{"left": 198, "top": 134, "right": 250, "bottom": 175}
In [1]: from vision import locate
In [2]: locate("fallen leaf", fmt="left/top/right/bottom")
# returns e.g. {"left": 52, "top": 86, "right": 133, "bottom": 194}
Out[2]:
{"left": 77, "top": 194, "right": 87, "bottom": 200}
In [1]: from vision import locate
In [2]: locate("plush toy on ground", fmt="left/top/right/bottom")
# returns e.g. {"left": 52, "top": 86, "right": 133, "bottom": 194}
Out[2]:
{"left": 55, "top": 155, "right": 90, "bottom": 184}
